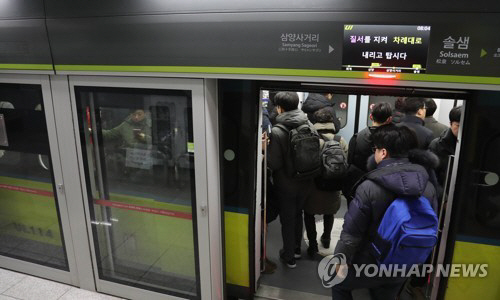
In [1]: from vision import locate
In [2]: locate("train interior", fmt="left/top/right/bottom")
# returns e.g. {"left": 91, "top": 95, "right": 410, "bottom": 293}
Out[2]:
{"left": 254, "top": 87, "right": 465, "bottom": 300}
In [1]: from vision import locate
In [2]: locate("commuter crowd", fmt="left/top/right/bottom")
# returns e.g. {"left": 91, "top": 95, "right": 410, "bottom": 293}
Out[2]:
{"left": 263, "top": 92, "right": 462, "bottom": 300}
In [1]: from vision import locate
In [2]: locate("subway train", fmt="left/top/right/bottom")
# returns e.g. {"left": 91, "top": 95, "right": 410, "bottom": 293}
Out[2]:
{"left": 0, "top": 1, "right": 499, "bottom": 300}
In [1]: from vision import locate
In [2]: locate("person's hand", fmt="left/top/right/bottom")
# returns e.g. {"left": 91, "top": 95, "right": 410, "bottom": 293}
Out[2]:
{"left": 336, "top": 264, "right": 348, "bottom": 279}
{"left": 134, "top": 129, "right": 145, "bottom": 141}
{"left": 261, "top": 132, "right": 269, "bottom": 152}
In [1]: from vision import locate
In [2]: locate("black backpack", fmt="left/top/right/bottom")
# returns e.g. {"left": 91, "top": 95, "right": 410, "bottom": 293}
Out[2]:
{"left": 275, "top": 123, "right": 321, "bottom": 179}
{"left": 315, "top": 134, "right": 347, "bottom": 191}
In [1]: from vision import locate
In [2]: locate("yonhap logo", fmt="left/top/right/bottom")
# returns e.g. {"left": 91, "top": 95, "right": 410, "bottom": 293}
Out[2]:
{"left": 318, "top": 253, "right": 348, "bottom": 288}
{"left": 317, "top": 253, "right": 488, "bottom": 289}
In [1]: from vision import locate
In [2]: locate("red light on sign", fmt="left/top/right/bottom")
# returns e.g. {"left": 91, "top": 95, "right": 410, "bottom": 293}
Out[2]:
{"left": 368, "top": 73, "right": 397, "bottom": 79}
{"left": 340, "top": 102, "right": 347, "bottom": 109}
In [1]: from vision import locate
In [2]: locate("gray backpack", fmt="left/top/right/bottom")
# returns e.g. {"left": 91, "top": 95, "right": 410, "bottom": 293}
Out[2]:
{"left": 320, "top": 134, "right": 347, "bottom": 180}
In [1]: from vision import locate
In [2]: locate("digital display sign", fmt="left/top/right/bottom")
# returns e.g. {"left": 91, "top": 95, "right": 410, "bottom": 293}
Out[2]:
{"left": 342, "top": 25, "right": 431, "bottom": 73}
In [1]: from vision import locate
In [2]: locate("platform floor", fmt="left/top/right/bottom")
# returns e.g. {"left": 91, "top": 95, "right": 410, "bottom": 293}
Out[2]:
{"left": 257, "top": 196, "right": 349, "bottom": 298}
{"left": 256, "top": 196, "right": 417, "bottom": 300}
{"left": 0, "top": 268, "right": 122, "bottom": 300}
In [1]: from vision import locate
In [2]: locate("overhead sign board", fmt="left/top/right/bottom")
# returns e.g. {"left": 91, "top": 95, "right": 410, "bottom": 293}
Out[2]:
{"left": 342, "top": 24, "right": 431, "bottom": 73}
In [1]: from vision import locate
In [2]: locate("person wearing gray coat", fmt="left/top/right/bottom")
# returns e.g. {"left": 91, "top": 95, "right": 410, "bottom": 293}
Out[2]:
{"left": 303, "top": 107, "right": 348, "bottom": 257}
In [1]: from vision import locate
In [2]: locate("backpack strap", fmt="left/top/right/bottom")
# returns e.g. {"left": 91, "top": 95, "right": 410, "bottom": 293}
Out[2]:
{"left": 317, "top": 129, "right": 339, "bottom": 141}
{"left": 348, "top": 165, "right": 395, "bottom": 201}
{"left": 274, "top": 123, "right": 289, "bottom": 134}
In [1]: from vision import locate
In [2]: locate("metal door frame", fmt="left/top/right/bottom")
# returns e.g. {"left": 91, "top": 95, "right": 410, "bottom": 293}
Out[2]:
{"left": 66, "top": 75, "right": 221, "bottom": 300}
{"left": 0, "top": 74, "right": 80, "bottom": 285}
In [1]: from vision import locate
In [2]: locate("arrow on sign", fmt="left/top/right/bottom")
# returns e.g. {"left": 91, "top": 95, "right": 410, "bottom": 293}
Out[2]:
{"left": 329, "top": 45, "right": 334, "bottom": 53}
{"left": 481, "top": 49, "right": 487, "bottom": 58}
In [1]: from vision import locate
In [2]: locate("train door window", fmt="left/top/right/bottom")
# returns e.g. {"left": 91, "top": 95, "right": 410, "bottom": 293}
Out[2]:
{"left": 323, "top": 93, "right": 349, "bottom": 129}
{"left": 365, "top": 96, "right": 461, "bottom": 132}
{"left": 365, "top": 95, "right": 399, "bottom": 126}
{"left": 263, "top": 91, "right": 351, "bottom": 131}
{"left": 0, "top": 78, "right": 76, "bottom": 284}
{"left": 71, "top": 77, "right": 214, "bottom": 300}
{"left": 0, "top": 83, "right": 68, "bottom": 269}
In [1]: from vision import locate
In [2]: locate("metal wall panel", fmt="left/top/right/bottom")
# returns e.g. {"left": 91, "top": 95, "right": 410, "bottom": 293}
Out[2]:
{"left": 0, "top": 19, "right": 52, "bottom": 66}
{"left": 44, "top": 0, "right": 500, "bottom": 18}
{"left": 47, "top": 12, "right": 500, "bottom": 77}
{"left": 0, "top": 0, "right": 44, "bottom": 19}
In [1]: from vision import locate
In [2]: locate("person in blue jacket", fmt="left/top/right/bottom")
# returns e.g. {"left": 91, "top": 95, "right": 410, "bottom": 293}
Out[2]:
{"left": 332, "top": 124, "right": 439, "bottom": 300}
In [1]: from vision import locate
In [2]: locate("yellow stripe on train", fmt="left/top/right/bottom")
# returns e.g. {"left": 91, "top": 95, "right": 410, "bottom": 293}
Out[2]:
{"left": 445, "top": 241, "right": 500, "bottom": 299}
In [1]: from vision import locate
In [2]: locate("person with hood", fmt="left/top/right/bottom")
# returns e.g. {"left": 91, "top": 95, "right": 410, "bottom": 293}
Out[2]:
{"left": 332, "top": 125, "right": 439, "bottom": 300}
{"left": 301, "top": 93, "right": 341, "bottom": 133}
{"left": 399, "top": 97, "right": 434, "bottom": 149}
{"left": 424, "top": 98, "right": 449, "bottom": 139}
{"left": 267, "top": 91, "right": 314, "bottom": 268}
{"left": 102, "top": 109, "right": 152, "bottom": 147}
{"left": 303, "top": 107, "right": 348, "bottom": 257}
{"left": 429, "top": 106, "right": 462, "bottom": 186}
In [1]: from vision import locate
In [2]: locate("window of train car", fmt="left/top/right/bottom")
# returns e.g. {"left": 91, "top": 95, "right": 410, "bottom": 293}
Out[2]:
{"left": 366, "top": 96, "right": 399, "bottom": 126}
{"left": 324, "top": 93, "right": 349, "bottom": 129}
{"left": 75, "top": 87, "right": 200, "bottom": 298}
{"left": 0, "top": 83, "right": 69, "bottom": 270}
{"left": 264, "top": 91, "right": 349, "bottom": 129}
{"left": 366, "top": 96, "right": 460, "bottom": 130}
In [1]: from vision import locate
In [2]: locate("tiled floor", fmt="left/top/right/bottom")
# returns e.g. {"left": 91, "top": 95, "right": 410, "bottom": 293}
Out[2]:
{"left": 0, "top": 268, "right": 123, "bottom": 300}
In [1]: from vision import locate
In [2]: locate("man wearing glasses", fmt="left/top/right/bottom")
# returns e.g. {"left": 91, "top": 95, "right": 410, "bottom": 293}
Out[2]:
{"left": 332, "top": 125, "right": 439, "bottom": 300}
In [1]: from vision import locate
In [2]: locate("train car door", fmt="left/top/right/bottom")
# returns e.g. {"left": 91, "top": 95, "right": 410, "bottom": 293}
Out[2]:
{"left": 0, "top": 75, "right": 81, "bottom": 285}
{"left": 437, "top": 91, "right": 500, "bottom": 300}
{"left": 66, "top": 76, "right": 221, "bottom": 300}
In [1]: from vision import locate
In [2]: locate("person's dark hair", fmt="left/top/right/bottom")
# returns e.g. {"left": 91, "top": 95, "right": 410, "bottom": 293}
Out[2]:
{"left": 449, "top": 106, "right": 462, "bottom": 123}
{"left": 313, "top": 107, "right": 334, "bottom": 123}
{"left": 404, "top": 97, "right": 426, "bottom": 115}
{"left": 371, "top": 102, "right": 393, "bottom": 123}
{"left": 424, "top": 99, "right": 437, "bottom": 117}
{"left": 372, "top": 124, "right": 418, "bottom": 158}
{"left": 395, "top": 97, "right": 406, "bottom": 112}
{"left": 274, "top": 91, "right": 299, "bottom": 112}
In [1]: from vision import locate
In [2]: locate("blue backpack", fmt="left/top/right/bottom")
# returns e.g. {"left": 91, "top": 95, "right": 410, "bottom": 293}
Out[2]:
{"left": 370, "top": 196, "right": 438, "bottom": 266}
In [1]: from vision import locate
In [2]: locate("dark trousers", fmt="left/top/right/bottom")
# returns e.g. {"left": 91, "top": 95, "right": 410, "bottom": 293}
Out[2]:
{"left": 332, "top": 264, "right": 406, "bottom": 300}
{"left": 277, "top": 183, "right": 311, "bottom": 261}
{"left": 304, "top": 212, "right": 334, "bottom": 245}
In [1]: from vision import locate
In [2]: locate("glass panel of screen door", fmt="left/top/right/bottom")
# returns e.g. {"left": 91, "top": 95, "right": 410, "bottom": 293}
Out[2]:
{"left": 75, "top": 86, "right": 200, "bottom": 299}
{"left": 0, "top": 83, "right": 68, "bottom": 270}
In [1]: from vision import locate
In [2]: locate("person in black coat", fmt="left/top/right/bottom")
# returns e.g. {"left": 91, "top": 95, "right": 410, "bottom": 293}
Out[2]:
{"left": 267, "top": 92, "right": 313, "bottom": 268}
{"left": 391, "top": 97, "right": 406, "bottom": 124}
{"left": 398, "top": 97, "right": 434, "bottom": 149}
{"left": 424, "top": 98, "right": 449, "bottom": 139}
{"left": 301, "top": 93, "right": 341, "bottom": 133}
{"left": 343, "top": 102, "right": 393, "bottom": 202}
{"left": 332, "top": 125, "right": 439, "bottom": 300}
{"left": 429, "top": 106, "right": 462, "bottom": 186}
